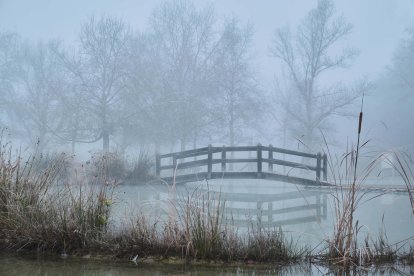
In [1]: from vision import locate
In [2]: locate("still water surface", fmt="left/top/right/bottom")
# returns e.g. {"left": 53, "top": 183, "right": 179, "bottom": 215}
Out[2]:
{"left": 1, "top": 179, "right": 413, "bottom": 275}
{"left": 1, "top": 253, "right": 413, "bottom": 275}
{"left": 113, "top": 179, "right": 414, "bottom": 249}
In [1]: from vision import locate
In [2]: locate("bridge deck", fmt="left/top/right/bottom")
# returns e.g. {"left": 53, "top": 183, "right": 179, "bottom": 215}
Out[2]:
{"left": 162, "top": 171, "right": 333, "bottom": 186}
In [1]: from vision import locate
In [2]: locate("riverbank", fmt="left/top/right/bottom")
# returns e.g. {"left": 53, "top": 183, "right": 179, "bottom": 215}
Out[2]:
{"left": 0, "top": 143, "right": 413, "bottom": 270}
{"left": 0, "top": 252, "right": 413, "bottom": 276}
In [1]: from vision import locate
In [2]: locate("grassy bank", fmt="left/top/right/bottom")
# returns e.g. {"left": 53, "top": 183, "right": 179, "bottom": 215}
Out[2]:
{"left": 0, "top": 141, "right": 303, "bottom": 264}
{"left": 0, "top": 140, "right": 413, "bottom": 268}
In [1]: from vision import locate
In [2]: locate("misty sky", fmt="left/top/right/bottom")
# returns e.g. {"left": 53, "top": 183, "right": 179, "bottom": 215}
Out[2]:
{"left": 1, "top": 0, "right": 414, "bottom": 152}
{"left": 1, "top": 0, "right": 414, "bottom": 83}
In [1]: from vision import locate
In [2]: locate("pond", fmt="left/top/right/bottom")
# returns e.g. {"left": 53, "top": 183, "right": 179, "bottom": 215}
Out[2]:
{"left": 1, "top": 253, "right": 412, "bottom": 275}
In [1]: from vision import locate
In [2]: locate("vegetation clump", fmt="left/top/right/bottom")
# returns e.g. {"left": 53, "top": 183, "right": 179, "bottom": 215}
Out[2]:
{"left": 0, "top": 137, "right": 412, "bottom": 268}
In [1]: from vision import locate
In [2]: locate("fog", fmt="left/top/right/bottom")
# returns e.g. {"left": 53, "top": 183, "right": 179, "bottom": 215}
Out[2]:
{"left": 1, "top": 2, "right": 414, "bottom": 271}
{"left": 1, "top": 0, "right": 413, "bottom": 158}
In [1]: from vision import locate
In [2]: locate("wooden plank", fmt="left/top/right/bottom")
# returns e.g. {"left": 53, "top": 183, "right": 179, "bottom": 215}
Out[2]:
{"left": 268, "top": 147, "right": 318, "bottom": 159}
{"left": 223, "top": 158, "right": 258, "bottom": 163}
{"left": 268, "top": 145, "right": 273, "bottom": 172}
{"left": 160, "top": 159, "right": 221, "bottom": 170}
{"left": 160, "top": 147, "right": 209, "bottom": 158}
{"left": 323, "top": 153, "right": 328, "bottom": 181}
{"left": 207, "top": 145, "right": 212, "bottom": 178}
{"left": 155, "top": 154, "right": 160, "bottom": 176}
{"left": 316, "top": 153, "right": 321, "bottom": 180}
{"left": 262, "top": 158, "right": 317, "bottom": 171}
{"left": 221, "top": 147, "right": 226, "bottom": 172}
{"left": 220, "top": 146, "right": 258, "bottom": 151}
{"left": 257, "top": 144, "right": 262, "bottom": 177}
{"left": 175, "top": 150, "right": 209, "bottom": 159}
{"left": 160, "top": 159, "right": 209, "bottom": 170}
{"left": 161, "top": 171, "right": 333, "bottom": 186}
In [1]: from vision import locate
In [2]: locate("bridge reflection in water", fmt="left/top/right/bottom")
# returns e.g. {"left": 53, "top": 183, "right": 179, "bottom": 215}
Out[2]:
{"left": 157, "top": 185, "right": 327, "bottom": 229}
{"left": 154, "top": 144, "right": 330, "bottom": 228}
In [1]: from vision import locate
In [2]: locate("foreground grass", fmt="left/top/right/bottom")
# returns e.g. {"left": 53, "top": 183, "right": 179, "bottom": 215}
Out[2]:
{"left": 0, "top": 142, "right": 303, "bottom": 264}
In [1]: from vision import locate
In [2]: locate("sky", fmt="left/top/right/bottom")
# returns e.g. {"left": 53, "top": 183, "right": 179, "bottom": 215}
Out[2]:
{"left": 1, "top": 0, "right": 413, "bottom": 82}
{"left": 1, "top": 0, "right": 413, "bottom": 151}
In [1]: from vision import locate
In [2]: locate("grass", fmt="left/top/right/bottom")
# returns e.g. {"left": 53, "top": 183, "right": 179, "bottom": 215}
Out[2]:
{"left": 109, "top": 186, "right": 304, "bottom": 263}
{"left": 320, "top": 102, "right": 414, "bottom": 267}
{"left": 0, "top": 139, "right": 302, "bottom": 263}
{"left": 0, "top": 139, "right": 115, "bottom": 254}
{"left": 0, "top": 131, "right": 412, "bottom": 267}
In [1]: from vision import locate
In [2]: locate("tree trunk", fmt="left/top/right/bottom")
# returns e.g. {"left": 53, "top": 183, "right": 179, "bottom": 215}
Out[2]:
{"left": 103, "top": 131, "right": 109, "bottom": 152}
{"left": 229, "top": 109, "right": 235, "bottom": 171}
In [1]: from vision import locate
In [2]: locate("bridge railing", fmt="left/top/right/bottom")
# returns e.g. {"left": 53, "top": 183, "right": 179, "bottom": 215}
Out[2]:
{"left": 156, "top": 144, "right": 328, "bottom": 182}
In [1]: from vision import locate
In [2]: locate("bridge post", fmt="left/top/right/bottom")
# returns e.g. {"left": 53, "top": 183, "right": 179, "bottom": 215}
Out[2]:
{"left": 257, "top": 143, "right": 262, "bottom": 178}
{"left": 322, "top": 153, "right": 327, "bottom": 181}
{"left": 268, "top": 201, "right": 273, "bottom": 224}
{"left": 268, "top": 144, "right": 273, "bottom": 172}
{"left": 207, "top": 144, "right": 212, "bottom": 179}
{"left": 221, "top": 146, "right": 226, "bottom": 172}
{"left": 155, "top": 153, "right": 160, "bottom": 177}
{"left": 316, "top": 152, "right": 321, "bottom": 181}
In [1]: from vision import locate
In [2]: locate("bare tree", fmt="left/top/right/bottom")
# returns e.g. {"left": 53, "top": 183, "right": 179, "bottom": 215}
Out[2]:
{"left": 12, "top": 41, "right": 64, "bottom": 150}
{"left": 147, "top": 0, "right": 218, "bottom": 151}
{"left": 270, "top": 0, "right": 369, "bottom": 150}
{"left": 389, "top": 28, "right": 414, "bottom": 94}
{"left": 62, "top": 16, "right": 132, "bottom": 152}
{"left": 212, "top": 17, "right": 261, "bottom": 146}
{"left": 0, "top": 32, "right": 20, "bottom": 127}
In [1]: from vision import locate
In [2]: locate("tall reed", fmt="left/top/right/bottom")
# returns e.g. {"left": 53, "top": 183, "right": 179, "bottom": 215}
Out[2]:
{"left": 0, "top": 138, "right": 115, "bottom": 253}
{"left": 324, "top": 99, "right": 414, "bottom": 266}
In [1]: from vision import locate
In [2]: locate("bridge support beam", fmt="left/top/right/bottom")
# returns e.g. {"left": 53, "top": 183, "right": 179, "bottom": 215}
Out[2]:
{"left": 221, "top": 146, "right": 226, "bottom": 172}
{"left": 316, "top": 153, "right": 321, "bottom": 181}
{"left": 322, "top": 153, "right": 327, "bottom": 181}
{"left": 207, "top": 144, "right": 212, "bottom": 179}
{"left": 268, "top": 144, "right": 273, "bottom": 172}
{"left": 257, "top": 144, "right": 262, "bottom": 178}
{"left": 156, "top": 153, "right": 160, "bottom": 177}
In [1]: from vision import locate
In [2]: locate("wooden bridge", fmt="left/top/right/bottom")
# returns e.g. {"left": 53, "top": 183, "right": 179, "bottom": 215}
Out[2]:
{"left": 156, "top": 144, "right": 332, "bottom": 186}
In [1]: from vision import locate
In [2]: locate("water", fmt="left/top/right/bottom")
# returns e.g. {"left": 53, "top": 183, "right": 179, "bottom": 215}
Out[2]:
{"left": 2, "top": 179, "right": 413, "bottom": 275}
{"left": 0, "top": 253, "right": 412, "bottom": 275}
{"left": 113, "top": 179, "right": 414, "bottom": 249}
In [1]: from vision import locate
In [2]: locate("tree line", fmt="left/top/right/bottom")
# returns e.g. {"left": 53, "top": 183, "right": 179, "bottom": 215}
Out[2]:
{"left": 0, "top": 0, "right": 409, "bottom": 155}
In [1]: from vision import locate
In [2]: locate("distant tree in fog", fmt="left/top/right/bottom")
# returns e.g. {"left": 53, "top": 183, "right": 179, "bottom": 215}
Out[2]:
{"left": 270, "top": 0, "right": 369, "bottom": 151}
{"left": 389, "top": 28, "right": 414, "bottom": 95}
{"left": 115, "top": 33, "right": 163, "bottom": 152}
{"left": 212, "top": 17, "right": 261, "bottom": 146}
{"left": 146, "top": 0, "right": 218, "bottom": 151}
{"left": 0, "top": 32, "right": 20, "bottom": 127}
{"left": 62, "top": 16, "right": 132, "bottom": 152}
{"left": 373, "top": 28, "right": 414, "bottom": 153}
{"left": 11, "top": 41, "right": 64, "bottom": 150}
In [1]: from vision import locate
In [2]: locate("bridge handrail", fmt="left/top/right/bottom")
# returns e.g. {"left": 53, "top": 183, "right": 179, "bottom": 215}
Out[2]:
{"left": 156, "top": 144, "right": 328, "bottom": 182}
{"left": 159, "top": 145, "right": 318, "bottom": 159}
